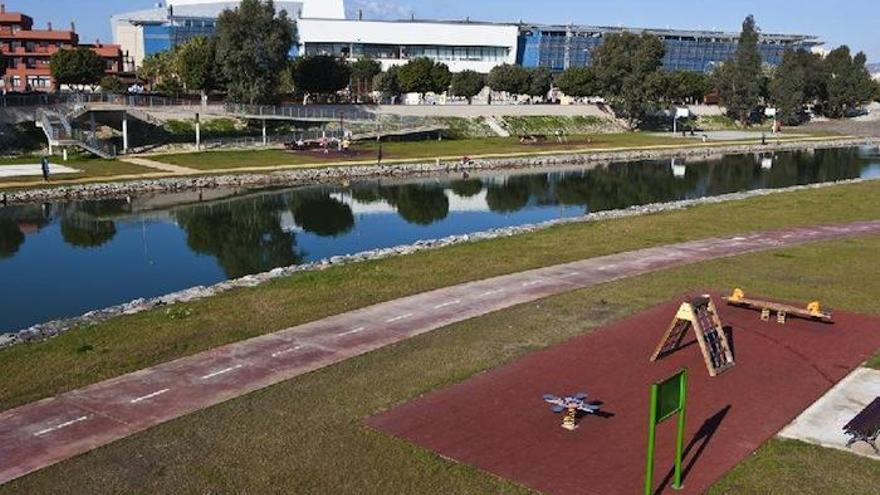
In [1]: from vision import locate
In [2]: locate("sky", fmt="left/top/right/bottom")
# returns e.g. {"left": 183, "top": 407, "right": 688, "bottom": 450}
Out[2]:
{"left": 7, "top": 0, "right": 879, "bottom": 61}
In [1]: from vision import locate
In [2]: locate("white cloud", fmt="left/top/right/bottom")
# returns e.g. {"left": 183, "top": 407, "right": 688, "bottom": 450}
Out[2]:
{"left": 345, "top": 0, "right": 413, "bottom": 20}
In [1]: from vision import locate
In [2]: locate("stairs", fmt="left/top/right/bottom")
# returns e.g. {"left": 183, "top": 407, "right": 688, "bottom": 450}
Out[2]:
{"left": 36, "top": 109, "right": 116, "bottom": 159}
{"left": 484, "top": 116, "right": 511, "bottom": 137}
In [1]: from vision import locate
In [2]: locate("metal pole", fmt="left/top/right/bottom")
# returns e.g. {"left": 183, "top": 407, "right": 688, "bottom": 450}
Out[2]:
{"left": 262, "top": 119, "right": 267, "bottom": 146}
{"left": 195, "top": 112, "right": 201, "bottom": 151}
{"left": 122, "top": 113, "right": 129, "bottom": 153}
{"left": 672, "top": 370, "right": 688, "bottom": 491}
{"left": 645, "top": 385, "right": 658, "bottom": 495}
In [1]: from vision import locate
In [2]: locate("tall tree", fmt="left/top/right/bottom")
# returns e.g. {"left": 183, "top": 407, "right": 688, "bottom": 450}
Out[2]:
{"left": 665, "top": 71, "right": 711, "bottom": 104}
{"left": 555, "top": 67, "right": 599, "bottom": 98}
{"left": 487, "top": 63, "right": 531, "bottom": 96}
{"left": 350, "top": 58, "right": 382, "bottom": 97}
{"left": 527, "top": 67, "right": 553, "bottom": 99}
{"left": 396, "top": 58, "right": 450, "bottom": 96}
{"left": 50, "top": 47, "right": 106, "bottom": 90}
{"left": 175, "top": 36, "right": 218, "bottom": 95}
{"left": 592, "top": 32, "right": 665, "bottom": 128}
{"left": 715, "top": 15, "right": 763, "bottom": 125}
{"left": 373, "top": 66, "right": 402, "bottom": 101}
{"left": 823, "top": 46, "right": 875, "bottom": 118}
{"left": 292, "top": 55, "right": 352, "bottom": 102}
{"left": 769, "top": 50, "right": 807, "bottom": 125}
{"left": 214, "top": 0, "right": 296, "bottom": 104}
{"left": 449, "top": 70, "right": 485, "bottom": 104}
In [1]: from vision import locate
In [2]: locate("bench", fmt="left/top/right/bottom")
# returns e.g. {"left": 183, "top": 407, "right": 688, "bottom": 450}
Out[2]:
{"left": 843, "top": 397, "right": 880, "bottom": 454}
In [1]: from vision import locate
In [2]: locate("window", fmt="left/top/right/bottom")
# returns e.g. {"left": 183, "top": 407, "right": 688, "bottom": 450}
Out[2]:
{"left": 11, "top": 76, "right": 21, "bottom": 88}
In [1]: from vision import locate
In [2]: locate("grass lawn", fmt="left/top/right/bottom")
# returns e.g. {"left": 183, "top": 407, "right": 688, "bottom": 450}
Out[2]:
{"left": 4, "top": 234, "right": 880, "bottom": 494}
{"left": 3, "top": 180, "right": 880, "bottom": 414}
{"left": 152, "top": 133, "right": 703, "bottom": 170}
{"left": 0, "top": 157, "right": 158, "bottom": 189}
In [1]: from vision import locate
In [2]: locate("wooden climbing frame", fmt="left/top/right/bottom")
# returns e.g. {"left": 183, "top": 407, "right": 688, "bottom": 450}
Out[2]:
{"left": 651, "top": 295, "right": 736, "bottom": 377}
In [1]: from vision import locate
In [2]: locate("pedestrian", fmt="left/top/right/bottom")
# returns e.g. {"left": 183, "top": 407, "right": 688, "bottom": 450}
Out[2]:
{"left": 761, "top": 133, "right": 766, "bottom": 145}
{"left": 40, "top": 156, "right": 50, "bottom": 182}
{"left": 377, "top": 142, "right": 383, "bottom": 165}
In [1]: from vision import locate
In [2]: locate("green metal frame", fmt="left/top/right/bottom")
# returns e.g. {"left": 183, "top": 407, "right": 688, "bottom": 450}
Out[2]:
{"left": 645, "top": 368, "right": 688, "bottom": 494}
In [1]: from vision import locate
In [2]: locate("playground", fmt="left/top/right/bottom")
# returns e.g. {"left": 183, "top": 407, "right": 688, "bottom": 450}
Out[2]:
{"left": 368, "top": 292, "right": 880, "bottom": 495}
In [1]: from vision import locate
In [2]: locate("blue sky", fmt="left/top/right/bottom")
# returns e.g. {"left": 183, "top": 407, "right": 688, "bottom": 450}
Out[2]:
{"left": 9, "top": 0, "right": 880, "bottom": 61}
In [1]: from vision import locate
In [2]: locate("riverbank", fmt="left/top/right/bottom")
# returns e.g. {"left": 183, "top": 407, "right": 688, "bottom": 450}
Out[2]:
{"left": 2, "top": 134, "right": 872, "bottom": 204}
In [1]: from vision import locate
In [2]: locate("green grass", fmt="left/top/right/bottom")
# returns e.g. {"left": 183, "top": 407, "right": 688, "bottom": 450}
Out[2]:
{"left": 4, "top": 234, "right": 880, "bottom": 494}
{"left": 0, "top": 157, "right": 157, "bottom": 188}
{"left": 151, "top": 133, "right": 701, "bottom": 170}
{"left": 3, "top": 180, "right": 880, "bottom": 414}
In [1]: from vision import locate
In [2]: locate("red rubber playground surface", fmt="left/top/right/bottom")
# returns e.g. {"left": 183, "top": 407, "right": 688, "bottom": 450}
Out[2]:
{"left": 367, "top": 293, "right": 880, "bottom": 495}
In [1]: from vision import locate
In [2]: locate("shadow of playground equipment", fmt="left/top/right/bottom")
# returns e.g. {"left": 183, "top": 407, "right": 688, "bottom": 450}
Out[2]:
{"left": 654, "top": 405, "right": 733, "bottom": 495}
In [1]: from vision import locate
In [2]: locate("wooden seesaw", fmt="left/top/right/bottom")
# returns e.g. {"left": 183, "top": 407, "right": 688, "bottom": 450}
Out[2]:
{"left": 725, "top": 288, "right": 833, "bottom": 324}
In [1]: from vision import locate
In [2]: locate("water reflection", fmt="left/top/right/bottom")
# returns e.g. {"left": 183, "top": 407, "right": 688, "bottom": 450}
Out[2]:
{"left": 0, "top": 147, "right": 877, "bottom": 331}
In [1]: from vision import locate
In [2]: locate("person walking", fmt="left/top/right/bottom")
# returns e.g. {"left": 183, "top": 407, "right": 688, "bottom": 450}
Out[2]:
{"left": 40, "top": 156, "right": 50, "bottom": 182}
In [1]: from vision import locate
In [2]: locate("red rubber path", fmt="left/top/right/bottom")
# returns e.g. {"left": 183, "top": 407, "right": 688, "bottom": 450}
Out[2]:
{"left": 368, "top": 295, "right": 880, "bottom": 495}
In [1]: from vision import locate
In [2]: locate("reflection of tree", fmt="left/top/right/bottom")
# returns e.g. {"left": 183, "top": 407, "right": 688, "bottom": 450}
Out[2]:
{"left": 381, "top": 184, "right": 449, "bottom": 225}
{"left": 349, "top": 184, "right": 384, "bottom": 203}
{"left": 450, "top": 179, "right": 483, "bottom": 198}
{"left": 291, "top": 193, "right": 354, "bottom": 237}
{"left": 58, "top": 199, "right": 128, "bottom": 249}
{"left": 486, "top": 175, "right": 549, "bottom": 213}
{"left": 175, "top": 196, "right": 300, "bottom": 278}
{"left": 0, "top": 218, "right": 24, "bottom": 259}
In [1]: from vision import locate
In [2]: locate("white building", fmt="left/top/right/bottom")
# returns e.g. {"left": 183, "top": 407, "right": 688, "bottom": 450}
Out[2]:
{"left": 297, "top": 18, "right": 520, "bottom": 73}
{"left": 112, "top": 0, "right": 345, "bottom": 68}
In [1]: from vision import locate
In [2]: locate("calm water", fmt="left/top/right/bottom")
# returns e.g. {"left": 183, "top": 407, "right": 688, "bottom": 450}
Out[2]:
{"left": 1, "top": 146, "right": 878, "bottom": 332}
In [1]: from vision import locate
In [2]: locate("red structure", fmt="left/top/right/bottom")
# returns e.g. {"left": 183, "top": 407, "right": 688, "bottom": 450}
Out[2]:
{"left": 0, "top": 4, "right": 123, "bottom": 92}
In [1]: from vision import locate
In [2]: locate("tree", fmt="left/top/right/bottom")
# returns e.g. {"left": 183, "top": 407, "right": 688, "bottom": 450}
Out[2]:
{"left": 350, "top": 58, "right": 381, "bottom": 98}
{"left": 175, "top": 36, "right": 217, "bottom": 95}
{"left": 527, "top": 67, "right": 553, "bottom": 99}
{"left": 292, "top": 55, "right": 352, "bottom": 102}
{"left": 449, "top": 70, "right": 485, "bottom": 104}
{"left": 137, "top": 51, "right": 176, "bottom": 90}
{"left": 822, "top": 46, "right": 875, "bottom": 118}
{"left": 715, "top": 15, "right": 763, "bottom": 125}
{"left": 373, "top": 66, "right": 402, "bottom": 101}
{"left": 664, "top": 71, "right": 711, "bottom": 104}
{"left": 487, "top": 63, "right": 530, "bottom": 96}
{"left": 769, "top": 50, "right": 807, "bottom": 125}
{"left": 592, "top": 32, "right": 666, "bottom": 128}
{"left": 397, "top": 57, "right": 450, "bottom": 96}
{"left": 100, "top": 75, "right": 126, "bottom": 94}
{"left": 215, "top": 0, "right": 296, "bottom": 104}
{"left": 49, "top": 47, "right": 106, "bottom": 90}
{"left": 555, "top": 67, "right": 599, "bottom": 98}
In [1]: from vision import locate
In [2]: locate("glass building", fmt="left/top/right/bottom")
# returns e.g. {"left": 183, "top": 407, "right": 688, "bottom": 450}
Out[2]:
{"left": 518, "top": 25, "right": 822, "bottom": 73}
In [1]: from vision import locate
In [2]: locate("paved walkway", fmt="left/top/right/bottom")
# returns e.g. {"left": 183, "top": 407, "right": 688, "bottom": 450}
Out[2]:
{"left": 2, "top": 220, "right": 880, "bottom": 485}
{"left": 119, "top": 157, "right": 199, "bottom": 174}
{"left": 0, "top": 164, "right": 81, "bottom": 178}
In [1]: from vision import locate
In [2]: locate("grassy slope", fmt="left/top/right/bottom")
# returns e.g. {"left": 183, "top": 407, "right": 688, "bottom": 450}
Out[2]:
{"left": 153, "top": 133, "right": 702, "bottom": 170}
{"left": 2, "top": 181, "right": 880, "bottom": 413}
{"left": 4, "top": 235, "right": 880, "bottom": 494}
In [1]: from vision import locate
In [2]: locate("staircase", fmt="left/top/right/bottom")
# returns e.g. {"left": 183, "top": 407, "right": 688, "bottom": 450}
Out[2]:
{"left": 484, "top": 116, "right": 511, "bottom": 137}
{"left": 36, "top": 109, "right": 116, "bottom": 159}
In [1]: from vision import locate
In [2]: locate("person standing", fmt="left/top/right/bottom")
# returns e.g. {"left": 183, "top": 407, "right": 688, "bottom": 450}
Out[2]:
{"left": 40, "top": 156, "right": 50, "bottom": 182}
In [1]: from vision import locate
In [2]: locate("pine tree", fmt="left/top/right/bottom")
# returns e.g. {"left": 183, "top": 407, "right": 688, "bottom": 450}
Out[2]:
{"left": 715, "top": 15, "right": 763, "bottom": 125}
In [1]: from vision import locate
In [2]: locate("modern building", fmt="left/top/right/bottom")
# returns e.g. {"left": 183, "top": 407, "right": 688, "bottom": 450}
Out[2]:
{"left": 112, "top": 0, "right": 344, "bottom": 69}
{"left": 0, "top": 4, "right": 123, "bottom": 92}
{"left": 297, "top": 18, "right": 519, "bottom": 73}
{"left": 518, "top": 24, "right": 822, "bottom": 73}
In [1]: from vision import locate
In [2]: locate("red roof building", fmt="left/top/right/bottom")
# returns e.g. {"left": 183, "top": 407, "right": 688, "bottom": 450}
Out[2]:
{"left": 0, "top": 4, "right": 124, "bottom": 92}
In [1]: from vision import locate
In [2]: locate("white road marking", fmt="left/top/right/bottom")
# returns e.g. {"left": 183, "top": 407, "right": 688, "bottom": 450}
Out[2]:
{"left": 562, "top": 271, "right": 580, "bottom": 277}
{"left": 521, "top": 280, "right": 542, "bottom": 287}
{"left": 271, "top": 345, "right": 304, "bottom": 357}
{"left": 480, "top": 289, "right": 504, "bottom": 297}
{"left": 433, "top": 300, "right": 461, "bottom": 309}
{"left": 338, "top": 327, "right": 366, "bottom": 337}
{"left": 386, "top": 314, "right": 413, "bottom": 323}
{"left": 200, "top": 364, "right": 243, "bottom": 380}
{"left": 130, "top": 388, "right": 170, "bottom": 404}
{"left": 34, "top": 416, "right": 89, "bottom": 437}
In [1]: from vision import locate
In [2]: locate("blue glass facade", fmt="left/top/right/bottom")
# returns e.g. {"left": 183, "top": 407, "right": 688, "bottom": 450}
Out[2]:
{"left": 518, "top": 26, "right": 819, "bottom": 73}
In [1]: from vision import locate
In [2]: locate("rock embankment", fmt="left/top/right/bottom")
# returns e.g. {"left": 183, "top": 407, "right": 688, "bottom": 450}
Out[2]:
{"left": 2, "top": 138, "right": 874, "bottom": 205}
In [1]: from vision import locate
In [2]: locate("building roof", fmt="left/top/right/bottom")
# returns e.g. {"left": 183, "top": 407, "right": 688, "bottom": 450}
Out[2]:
{"left": 112, "top": 1, "right": 316, "bottom": 24}
{"left": 521, "top": 23, "right": 820, "bottom": 44}
{"left": 2, "top": 29, "right": 77, "bottom": 41}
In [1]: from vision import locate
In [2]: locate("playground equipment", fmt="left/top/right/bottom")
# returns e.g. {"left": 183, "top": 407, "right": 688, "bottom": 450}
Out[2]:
{"left": 726, "top": 288, "right": 833, "bottom": 324}
{"left": 843, "top": 397, "right": 880, "bottom": 454}
{"left": 651, "top": 295, "right": 735, "bottom": 377}
{"left": 543, "top": 393, "right": 601, "bottom": 431}
{"left": 645, "top": 369, "right": 688, "bottom": 494}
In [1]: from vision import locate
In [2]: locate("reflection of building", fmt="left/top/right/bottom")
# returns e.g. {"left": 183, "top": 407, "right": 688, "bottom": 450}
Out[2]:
{"left": 112, "top": 0, "right": 344, "bottom": 68}
{"left": 0, "top": 4, "right": 123, "bottom": 92}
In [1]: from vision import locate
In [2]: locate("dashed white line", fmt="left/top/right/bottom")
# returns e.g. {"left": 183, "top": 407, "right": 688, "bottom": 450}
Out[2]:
{"left": 130, "top": 388, "right": 170, "bottom": 404}
{"left": 562, "top": 271, "right": 581, "bottom": 277}
{"left": 338, "top": 327, "right": 366, "bottom": 337}
{"left": 386, "top": 313, "right": 413, "bottom": 323}
{"left": 479, "top": 289, "right": 504, "bottom": 297}
{"left": 271, "top": 345, "right": 304, "bottom": 357}
{"left": 34, "top": 416, "right": 89, "bottom": 437}
{"left": 433, "top": 300, "right": 461, "bottom": 309}
{"left": 200, "top": 364, "right": 243, "bottom": 380}
{"left": 521, "top": 280, "right": 542, "bottom": 287}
